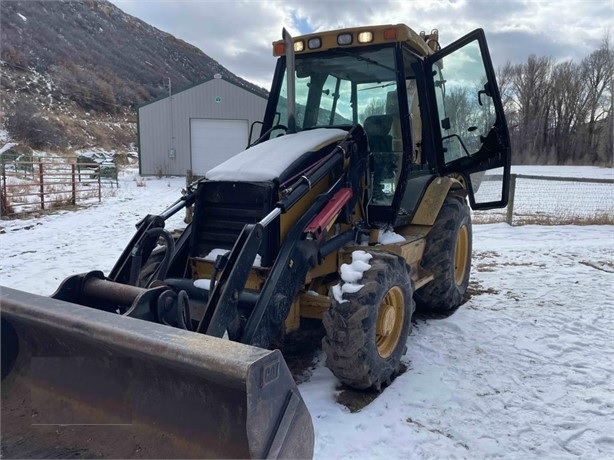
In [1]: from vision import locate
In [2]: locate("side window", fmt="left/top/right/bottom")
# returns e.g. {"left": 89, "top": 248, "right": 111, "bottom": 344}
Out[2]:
{"left": 402, "top": 49, "right": 422, "bottom": 163}
{"left": 358, "top": 81, "right": 401, "bottom": 205}
{"left": 432, "top": 40, "right": 497, "bottom": 165}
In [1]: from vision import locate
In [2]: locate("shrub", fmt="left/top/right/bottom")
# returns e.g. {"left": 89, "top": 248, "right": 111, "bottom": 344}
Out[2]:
{"left": 6, "top": 101, "right": 68, "bottom": 149}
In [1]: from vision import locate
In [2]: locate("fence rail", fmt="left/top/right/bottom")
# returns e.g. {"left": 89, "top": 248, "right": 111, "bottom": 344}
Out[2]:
{"left": 474, "top": 173, "right": 614, "bottom": 225}
{"left": 1, "top": 158, "right": 118, "bottom": 218}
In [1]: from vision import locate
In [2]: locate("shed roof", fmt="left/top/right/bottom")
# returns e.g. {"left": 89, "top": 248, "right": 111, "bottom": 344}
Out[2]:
{"left": 137, "top": 75, "right": 268, "bottom": 110}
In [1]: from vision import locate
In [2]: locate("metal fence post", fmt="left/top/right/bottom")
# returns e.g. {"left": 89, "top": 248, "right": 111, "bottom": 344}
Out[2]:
{"left": 98, "top": 166, "right": 102, "bottom": 202}
{"left": 506, "top": 174, "right": 516, "bottom": 226}
{"left": 39, "top": 161, "right": 45, "bottom": 211}
{"left": 1, "top": 159, "right": 6, "bottom": 219}
{"left": 71, "top": 163, "right": 77, "bottom": 205}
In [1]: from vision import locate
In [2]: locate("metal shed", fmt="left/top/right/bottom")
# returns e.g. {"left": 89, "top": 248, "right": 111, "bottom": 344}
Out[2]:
{"left": 137, "top": 75, "right": 268, "bottom": 176}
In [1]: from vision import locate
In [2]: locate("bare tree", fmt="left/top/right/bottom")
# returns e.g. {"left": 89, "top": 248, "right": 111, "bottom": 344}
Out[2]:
{"left": 582, "top": 34, "right": 614, "bottom": 164}
{"left": 511, "top": 55, "right": 553, "bottom": 163}
{"left": 550, "top": 61, "right": 588, "bottom": 163}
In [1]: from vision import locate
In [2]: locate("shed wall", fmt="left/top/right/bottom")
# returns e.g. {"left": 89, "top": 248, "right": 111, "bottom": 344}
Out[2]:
{"left": 138, "top": 78, "right": 267, "bottom": 176}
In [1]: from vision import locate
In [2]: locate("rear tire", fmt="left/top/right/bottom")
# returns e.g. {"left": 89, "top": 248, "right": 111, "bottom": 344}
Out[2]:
{"left": 414, "top": 194, "right": 472, "bottom": 312}
{"left": 322, "top": 252, "right": 414, "bottom": 390}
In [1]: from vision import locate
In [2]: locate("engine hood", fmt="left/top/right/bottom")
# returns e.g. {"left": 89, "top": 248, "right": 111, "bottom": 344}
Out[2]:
{"left": 205, "top": 128, "right": 348, "bottom": 182}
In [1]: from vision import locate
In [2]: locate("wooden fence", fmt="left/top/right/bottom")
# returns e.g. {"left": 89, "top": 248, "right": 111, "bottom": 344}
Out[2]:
{"left": 1, "top": 159, "right": 118, "bottom": 218}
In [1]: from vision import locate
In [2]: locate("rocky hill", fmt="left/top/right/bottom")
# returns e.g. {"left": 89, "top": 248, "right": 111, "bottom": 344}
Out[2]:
{"left": 0, "top": 0, "right": 267, "bottom": 156}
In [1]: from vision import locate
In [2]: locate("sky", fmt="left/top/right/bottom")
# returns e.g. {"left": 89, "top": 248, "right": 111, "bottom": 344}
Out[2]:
{"left": 109, "top": 0, "right": 613, "bottom": 90}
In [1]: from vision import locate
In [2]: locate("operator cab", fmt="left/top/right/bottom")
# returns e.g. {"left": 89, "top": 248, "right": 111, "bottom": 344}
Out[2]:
{"left": 260, "top": 24, "right": 511, "bottom": 226}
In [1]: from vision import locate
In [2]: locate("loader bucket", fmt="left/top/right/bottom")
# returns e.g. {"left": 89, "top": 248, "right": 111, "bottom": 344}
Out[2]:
{"left": 0, "top": 286, "right": 314, "bottom": 459}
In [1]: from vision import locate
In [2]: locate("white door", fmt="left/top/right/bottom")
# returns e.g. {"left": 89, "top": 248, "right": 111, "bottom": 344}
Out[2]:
{"left": 190, "top": 119, "right": 249, "bottom": 175}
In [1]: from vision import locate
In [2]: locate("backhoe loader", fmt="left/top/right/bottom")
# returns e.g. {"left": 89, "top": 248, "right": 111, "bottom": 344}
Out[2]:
{"left": 1, "top": 24, "right": 510, "bottom": 459}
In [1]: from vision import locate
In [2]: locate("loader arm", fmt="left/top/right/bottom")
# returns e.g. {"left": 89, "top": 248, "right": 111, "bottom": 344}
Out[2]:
{"left": 110, "top": 188, "right": 197, "bottom": 285}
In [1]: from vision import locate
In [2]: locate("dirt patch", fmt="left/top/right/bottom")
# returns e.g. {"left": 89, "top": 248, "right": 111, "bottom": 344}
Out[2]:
{"left": 473, "top": 250, "right": 501, "bottom": 259}
{"left": 476, "top": 262, "right": 498, "bottom": 272}
{"left": 278, "top": 319, "right": 326, "bottom": 385}
{"left": 579, "top": 260, "right": 614, "bottom": 273}
{"left": 335, "top": 363, "right": 408, "bottom": 413}
{"left": 465, "top": 280, "right": 500, "bottom": 298}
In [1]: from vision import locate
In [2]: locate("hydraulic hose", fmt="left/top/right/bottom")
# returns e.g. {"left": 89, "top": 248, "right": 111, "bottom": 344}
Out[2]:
{"left": 128, "top": 228, "right": 176, "bottom": 286}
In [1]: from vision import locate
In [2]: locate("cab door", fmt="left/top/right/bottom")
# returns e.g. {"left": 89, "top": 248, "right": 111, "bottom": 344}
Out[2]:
{"left": 425, "top": 29, "right": 511, "bottom": 209}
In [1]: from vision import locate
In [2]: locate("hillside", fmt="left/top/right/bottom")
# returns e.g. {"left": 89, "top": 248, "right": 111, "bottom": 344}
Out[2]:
{"left": 0, "top": 0, "right": 267, "bottom": 155}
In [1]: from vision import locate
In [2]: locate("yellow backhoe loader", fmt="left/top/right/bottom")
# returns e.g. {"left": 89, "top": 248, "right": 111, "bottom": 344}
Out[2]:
{"left": 1, "top": 23, "right": 510, "bottom": 458}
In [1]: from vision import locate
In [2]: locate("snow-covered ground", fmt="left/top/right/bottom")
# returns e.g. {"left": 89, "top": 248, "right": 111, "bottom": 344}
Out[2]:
{"left": 1, "top": 166, "right": 613, "bottom": 459}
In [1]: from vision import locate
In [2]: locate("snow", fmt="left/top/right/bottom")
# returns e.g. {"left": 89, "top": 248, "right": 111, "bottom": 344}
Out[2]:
{"left": 205, "top": 128, "right": 347, "bottom": 182}
{"left": 339, "top": 257, "right": 371, "bottom": 284}
{"left": 378, "top": 229, "right": 406, "bottom": 244}
{"left": 332, "top": 250, "right": 373, "bottom": 302}
{"left": 0, "top": 142, "right": 18, "bottom": 156}
{"left": 203, "top": 248, "right": 229, "bottom": 262}
{"left": 511, "top": 164, "right": 614, "bottom": 179}
{"left": 304, "top": 223, "right": 614, "bottom": 459}
{"left": 193, "top": 279, "right": 211, "bottom": 290}
{"left": 1, "top": 167, "right": 613, "bottom": 459}
{"left": 204, "top": 248, "right": 262, "bottom": 267}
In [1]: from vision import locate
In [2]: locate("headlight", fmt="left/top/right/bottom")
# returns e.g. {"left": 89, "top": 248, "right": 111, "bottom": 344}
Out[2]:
{"left": 337, "top": 33, "right": 352, "bottom": 45}
{"left": 357, "top": 31, "right": 373, "bottom": 43}
{"left": 308, "top": 37, "right": 322, "bottom": 49}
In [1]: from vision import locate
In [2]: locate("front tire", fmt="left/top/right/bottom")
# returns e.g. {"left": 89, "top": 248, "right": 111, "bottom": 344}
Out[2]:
{"left": 322, "top": 252, "right": 414, "bottom": 390}
{"left": 414, "top": 194, "right": 472, "bottom": 312}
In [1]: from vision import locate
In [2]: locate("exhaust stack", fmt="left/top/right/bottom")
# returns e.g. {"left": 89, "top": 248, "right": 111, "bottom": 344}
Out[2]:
{"left": 282, "top": 28, "right": 297, "bottom": 134}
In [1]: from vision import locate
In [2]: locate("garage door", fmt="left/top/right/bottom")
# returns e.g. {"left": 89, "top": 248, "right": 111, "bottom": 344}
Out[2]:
{"left": 190, "top": 119, "right": 249, "bottom": 175}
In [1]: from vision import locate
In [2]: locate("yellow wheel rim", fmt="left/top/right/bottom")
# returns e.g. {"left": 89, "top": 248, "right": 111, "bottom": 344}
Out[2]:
{"left": 376, "top": 286, "right": 405, "bottom": 359}
{"left": 454, "top": 224, "right": 469, "bottom": 286}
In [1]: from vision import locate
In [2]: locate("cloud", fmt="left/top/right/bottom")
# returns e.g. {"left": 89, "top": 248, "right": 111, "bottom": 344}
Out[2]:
{"left": 110, "top": 0, "right": 612, "bottom": 88}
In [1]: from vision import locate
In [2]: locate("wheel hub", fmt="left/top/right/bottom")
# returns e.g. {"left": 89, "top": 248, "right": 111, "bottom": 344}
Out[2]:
{"left": 454, "top": 224, "right": 469, "bottom": 286}
{"left": 376, "top": 286, "right": 404, "bottom": 359}
{"left": 380, "top": 306, "right": 396, "bottom": 336}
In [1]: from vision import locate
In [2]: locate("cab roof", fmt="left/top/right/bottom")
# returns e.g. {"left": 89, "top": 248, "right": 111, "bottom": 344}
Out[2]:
{"left": 272, "top": 24, "right": 439, "bottom": 58}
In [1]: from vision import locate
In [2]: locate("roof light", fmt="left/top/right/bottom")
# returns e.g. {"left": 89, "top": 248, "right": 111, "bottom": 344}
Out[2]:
{"left": 357, "top": 31, "right": 373, "bottom": 43}
{"left": 273, "top": 43, "right": 285, "bottom": 55}
{"left": 308, "top": 37, "right": 322, "bottom": 49}
{"left": 337, "top": 33, "right": 353, "bottom": 45}
{"left": 294, "top": 40, "right": 304, "bottom": 52}
{"left": 384, "top": 28, "right": 397, "bottom": 40}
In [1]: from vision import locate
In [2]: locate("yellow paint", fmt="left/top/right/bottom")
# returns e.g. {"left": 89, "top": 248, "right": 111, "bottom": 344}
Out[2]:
{"left": 279, "top": 176, "right": 329, "bottom": 240}
{"left": 190, "top": 258, "right": 269, "bottom": 291}
{"left": 284, "top": 299, "right": 301, "bottom": 333}
{"left": 298, "top": 291, "right": 331, "bottom": 319}
{"left": 411, "top": 177, "right": 457, "bottom": 226}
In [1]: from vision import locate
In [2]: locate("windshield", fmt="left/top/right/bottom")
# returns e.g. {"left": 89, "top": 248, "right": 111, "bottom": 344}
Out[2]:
{"left": 271, "top": 46, "right": 404, "bottom": 205}
{"left": 271, "top": 47, "right": 399, "bottom": 135}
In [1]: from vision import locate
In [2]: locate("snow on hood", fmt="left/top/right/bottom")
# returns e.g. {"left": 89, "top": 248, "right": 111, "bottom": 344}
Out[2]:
{"left": 205, "top": 128, "right": 348, "bottom": 182}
